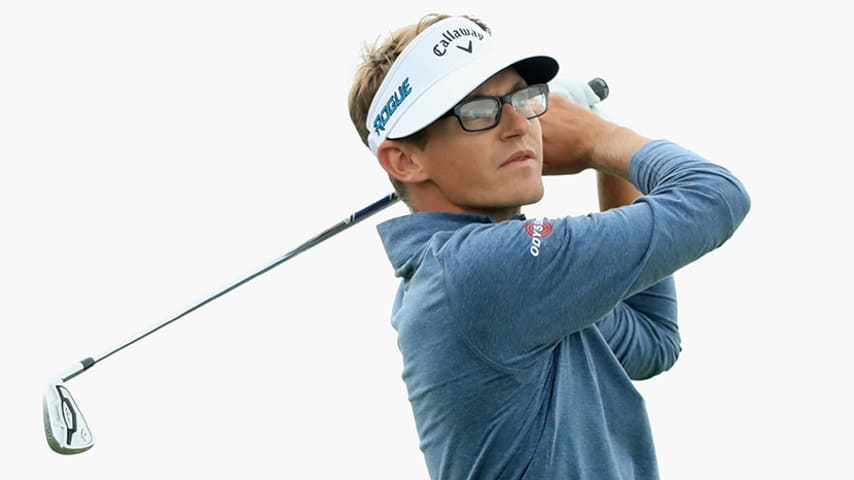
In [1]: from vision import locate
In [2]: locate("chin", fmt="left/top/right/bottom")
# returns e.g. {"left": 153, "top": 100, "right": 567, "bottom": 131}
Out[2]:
{"left": 503, "top": 183, "right": 544, "bottom": 208}
{"left": 520, "top": 191, "right": 544, "bottom": 207}
{"left": 520, "top": 180, "right": 545, "bottom": 205}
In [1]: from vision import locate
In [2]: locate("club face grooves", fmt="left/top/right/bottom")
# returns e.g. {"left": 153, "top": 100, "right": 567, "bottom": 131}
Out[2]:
{"left": 43, "top": 382, "right": 94, "bottom": 454}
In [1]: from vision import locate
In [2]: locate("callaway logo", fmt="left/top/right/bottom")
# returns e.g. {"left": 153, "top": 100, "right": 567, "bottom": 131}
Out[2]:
{"left": 525, "top": 220, "right": 553, "bottom": 257}
{"left": 432, "top": 28, "right": 484, "bottom": 56}
{"left": 373, "top": 77, "right": 412, "bottom": 135}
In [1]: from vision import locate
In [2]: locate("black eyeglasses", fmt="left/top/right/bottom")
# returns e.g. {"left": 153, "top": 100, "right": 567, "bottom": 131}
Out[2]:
{"left": 443, "top": 83, "right": 550, "bottom": 132}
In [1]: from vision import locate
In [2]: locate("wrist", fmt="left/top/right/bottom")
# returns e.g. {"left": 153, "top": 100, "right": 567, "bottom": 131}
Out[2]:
{"left": 589, "top": 125, "right": 651, "bottom": 180}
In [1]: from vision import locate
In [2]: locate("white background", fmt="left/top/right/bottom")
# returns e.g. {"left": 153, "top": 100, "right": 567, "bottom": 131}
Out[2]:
{"left": 2, "top": 1, "right": 851, "bottom": 478}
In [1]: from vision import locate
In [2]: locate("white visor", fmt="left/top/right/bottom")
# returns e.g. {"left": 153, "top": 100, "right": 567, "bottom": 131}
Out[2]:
{"left": 366, "top": 17, "right": 559, "bottom": 156}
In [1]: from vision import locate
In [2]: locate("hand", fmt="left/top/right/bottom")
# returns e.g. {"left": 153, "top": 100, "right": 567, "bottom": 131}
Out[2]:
{"left": 540, "top": 92, "right": 610, "bottom": 175}
{"left": 541, "top": 79, "right": 649, "bottom": 179}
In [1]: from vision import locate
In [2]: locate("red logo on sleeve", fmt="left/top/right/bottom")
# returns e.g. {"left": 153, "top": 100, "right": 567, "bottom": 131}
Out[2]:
{"left": 525, "top": 220, "right": 553, "bottom": 257}
{"left": 525, "top": 221, "right": 553, "bottom": 239}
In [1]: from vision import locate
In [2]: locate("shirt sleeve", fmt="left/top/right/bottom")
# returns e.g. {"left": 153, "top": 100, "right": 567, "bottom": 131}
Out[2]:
{"left": 595, "top": 276, "right": 680, "bottom": 380}
{"left": 439, "top": 140, "right": 751, "bottom": 367}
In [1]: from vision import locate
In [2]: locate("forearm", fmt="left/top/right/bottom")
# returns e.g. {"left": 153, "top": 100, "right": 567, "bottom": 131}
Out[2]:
{"left": 597, "top": 171, "right": 642, "bottom": 211}
{"left": 588, "top": 124, "right": 651, "bottom": 181}
{"left": 589, "top": 123, "right": 648, "bottom": 211}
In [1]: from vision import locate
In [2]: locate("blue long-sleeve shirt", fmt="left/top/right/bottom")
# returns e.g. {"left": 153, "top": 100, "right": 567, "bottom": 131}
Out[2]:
{"left": 376, "top": 140, "right": 751, "bottom": 479}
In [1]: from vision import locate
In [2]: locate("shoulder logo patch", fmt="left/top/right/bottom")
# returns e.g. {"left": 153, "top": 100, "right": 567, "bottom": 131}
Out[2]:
{"left": 525, "top": 221, "right": 553, "bottom": 239}
{"left": 525, "top": 220, "right": 553, "bottom": 257}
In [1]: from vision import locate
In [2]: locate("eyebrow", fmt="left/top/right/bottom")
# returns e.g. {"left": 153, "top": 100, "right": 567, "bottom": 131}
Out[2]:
{"left": 464, "top": 80, "right": 529, "bottom": 101}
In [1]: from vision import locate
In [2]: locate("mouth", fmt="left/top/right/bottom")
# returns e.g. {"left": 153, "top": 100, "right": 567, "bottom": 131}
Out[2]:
{"left": 500, "top": 150, "right": 536, "bottom": 167}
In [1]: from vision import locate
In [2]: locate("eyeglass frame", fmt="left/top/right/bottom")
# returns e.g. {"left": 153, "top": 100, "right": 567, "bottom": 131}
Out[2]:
{"left": 440, "top": 83, "right": 550, "bottom": 132}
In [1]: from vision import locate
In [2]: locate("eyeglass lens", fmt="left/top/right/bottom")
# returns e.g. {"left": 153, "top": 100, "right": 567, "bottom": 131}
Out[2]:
{"left": 456, "top": 85, "right": 548, "bottom": 131}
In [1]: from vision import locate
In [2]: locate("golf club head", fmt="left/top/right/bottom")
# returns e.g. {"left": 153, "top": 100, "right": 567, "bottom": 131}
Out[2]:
{"left": 43, "top": 379, "right": 94, "bottom": 454}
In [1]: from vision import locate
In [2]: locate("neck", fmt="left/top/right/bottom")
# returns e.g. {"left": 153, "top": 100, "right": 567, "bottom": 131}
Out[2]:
{"left": 407, "top": 184, "right": 522, "bottom": 222}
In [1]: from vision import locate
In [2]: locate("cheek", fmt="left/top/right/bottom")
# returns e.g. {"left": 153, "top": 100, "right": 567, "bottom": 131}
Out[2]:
{"left": 437, "top": 137, "right": 493, "bottom": 179}
{"left": 422, "top": 123, "right": 484, "bottom": 173}
{"left": 439, "top": 121, "right": 494, "bottom": 157}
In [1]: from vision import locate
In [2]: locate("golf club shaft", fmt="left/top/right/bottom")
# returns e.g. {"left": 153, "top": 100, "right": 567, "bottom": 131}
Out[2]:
{"left": 62, "top": 192, "right": 400, "bottom": 382}
{"left": 60, "top": 77, "right": 611, "bottom": 383}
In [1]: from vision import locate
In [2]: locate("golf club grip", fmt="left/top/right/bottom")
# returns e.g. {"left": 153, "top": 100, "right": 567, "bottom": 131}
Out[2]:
{"left": 588, "top": 77, "right": 609, "bottom": 102}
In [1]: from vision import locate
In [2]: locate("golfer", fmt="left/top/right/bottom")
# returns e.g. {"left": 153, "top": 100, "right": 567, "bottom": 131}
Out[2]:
{"left": 348, "top": 13, "right": 750, "bottom": 479}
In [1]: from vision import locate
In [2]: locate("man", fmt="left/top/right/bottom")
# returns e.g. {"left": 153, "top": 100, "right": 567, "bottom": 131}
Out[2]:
{"left": 347, "top": 14, "right": 750, "bottom": 479}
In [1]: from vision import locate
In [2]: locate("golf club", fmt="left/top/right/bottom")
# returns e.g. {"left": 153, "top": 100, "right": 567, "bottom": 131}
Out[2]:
{"left": 43, "top": 193, "right": 399, "bottom": 454}
{"left": 43, "top": 78, "right": 610, "bottom": 454}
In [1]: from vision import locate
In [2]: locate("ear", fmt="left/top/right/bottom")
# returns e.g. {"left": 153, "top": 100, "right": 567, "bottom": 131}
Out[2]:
{"left": 376, "top": 140, "right": 429, "bottom": 184}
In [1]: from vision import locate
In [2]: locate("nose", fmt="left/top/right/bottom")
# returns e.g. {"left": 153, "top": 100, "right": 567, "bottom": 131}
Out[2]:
{"left": 499, "top": 102, "right": 531, "bottom": 136}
